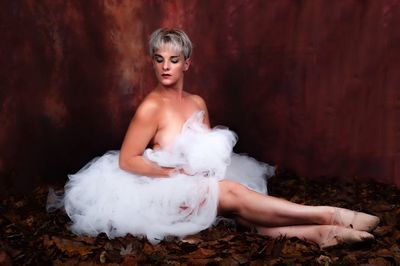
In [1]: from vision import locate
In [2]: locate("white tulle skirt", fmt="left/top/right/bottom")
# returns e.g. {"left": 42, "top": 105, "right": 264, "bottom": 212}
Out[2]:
{"left": 57, "top": 112, "right": 275, "bottom": 243}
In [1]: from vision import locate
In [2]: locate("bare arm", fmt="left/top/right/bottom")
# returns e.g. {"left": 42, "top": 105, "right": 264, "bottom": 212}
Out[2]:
{"left": 119, "top": 98, "right": 172, "bottom": 177}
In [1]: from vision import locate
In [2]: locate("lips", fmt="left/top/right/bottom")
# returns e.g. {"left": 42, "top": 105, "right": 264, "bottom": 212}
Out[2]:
{"left": 161, "top": 73, "right": 172, "bottom": 79}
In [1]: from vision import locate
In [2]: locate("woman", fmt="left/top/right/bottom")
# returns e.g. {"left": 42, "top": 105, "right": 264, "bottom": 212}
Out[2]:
{"left": 59, "top": 28, "right": 379, "bottom": 249}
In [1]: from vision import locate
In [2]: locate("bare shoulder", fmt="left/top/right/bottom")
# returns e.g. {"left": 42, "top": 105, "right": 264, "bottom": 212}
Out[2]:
{"left": 134, "top": 92, "right": 163, "bottom": 121}
{"left": 188, "top": 93, "right": 207, "bottom": 110}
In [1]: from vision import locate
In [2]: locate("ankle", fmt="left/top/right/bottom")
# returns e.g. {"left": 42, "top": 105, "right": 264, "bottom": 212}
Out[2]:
{"left": 320, "top": 206, "right": 336, "bottom": 225}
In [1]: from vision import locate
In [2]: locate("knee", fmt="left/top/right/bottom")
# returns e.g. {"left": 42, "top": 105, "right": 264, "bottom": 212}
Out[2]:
{"left": 218, "top": 181, "right": 249, "bottom": 213}
{"left": 220, "top": 180, "right": 248, "bottom": 197}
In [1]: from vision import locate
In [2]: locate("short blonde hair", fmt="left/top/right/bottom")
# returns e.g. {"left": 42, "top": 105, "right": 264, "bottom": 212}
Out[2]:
{"left": 149, "top": 28, "right": 192, "bottom": 59}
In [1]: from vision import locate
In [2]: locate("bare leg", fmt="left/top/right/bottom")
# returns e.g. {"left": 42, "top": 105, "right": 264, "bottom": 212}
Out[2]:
{"left": 234, "top": 216, "right": 340, "bottom": 247}
{"left": 236, "top": 214, "right": 374, "bottom": 249}
{"left": 218, "top": 180, "right": 379, "bottom": 230}
{"left": 218, "top": 180, "right": 332, "bottom": 227}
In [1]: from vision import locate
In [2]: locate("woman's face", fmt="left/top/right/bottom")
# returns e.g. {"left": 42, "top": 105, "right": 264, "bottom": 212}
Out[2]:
{"left": 152, "top": 44, "right": 190, "bottom": 87}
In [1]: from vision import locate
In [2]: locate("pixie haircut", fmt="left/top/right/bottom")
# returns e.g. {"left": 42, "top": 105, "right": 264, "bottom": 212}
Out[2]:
{"left": 149, "top": 28, "right": 192, "bottom": 59}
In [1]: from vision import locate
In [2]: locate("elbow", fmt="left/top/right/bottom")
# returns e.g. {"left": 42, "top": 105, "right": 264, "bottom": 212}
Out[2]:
{"left": 119, "top": 154, "right": 130, "bottom": 171}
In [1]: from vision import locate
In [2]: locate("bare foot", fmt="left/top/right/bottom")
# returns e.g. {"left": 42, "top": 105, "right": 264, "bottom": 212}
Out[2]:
{"left": 331, "top": 207, "right": 380, "bottom": 232}
{"left": 319, "top": 226, "right": 374, "bottom": 249}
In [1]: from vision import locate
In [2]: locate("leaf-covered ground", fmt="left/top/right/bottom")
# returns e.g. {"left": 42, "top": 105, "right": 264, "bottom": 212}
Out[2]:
{"left": 1, "top": 173, "right": 399, "bottom": 265}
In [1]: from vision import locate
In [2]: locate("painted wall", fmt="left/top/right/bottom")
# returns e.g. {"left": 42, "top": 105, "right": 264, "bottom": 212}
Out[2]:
{"left": 1, "top": 0, "right": 400, "bottom": 194}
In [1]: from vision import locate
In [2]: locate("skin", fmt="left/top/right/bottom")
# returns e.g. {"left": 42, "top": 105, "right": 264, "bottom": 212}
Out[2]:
{"left": 119, "top": 44, "right": 378, "bottom": 248}
{"left": 119, "top": 44, "right": 209, "bottom": 176}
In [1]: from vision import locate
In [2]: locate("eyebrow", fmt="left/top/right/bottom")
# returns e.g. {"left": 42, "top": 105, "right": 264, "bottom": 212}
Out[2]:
{"left": 154, "top": 54, "right": 180, "bottom": 58}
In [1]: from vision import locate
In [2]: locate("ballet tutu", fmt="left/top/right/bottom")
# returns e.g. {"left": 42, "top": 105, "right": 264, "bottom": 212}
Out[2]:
{"left": 48, "top": 111, "right": 275, "bottom": 243}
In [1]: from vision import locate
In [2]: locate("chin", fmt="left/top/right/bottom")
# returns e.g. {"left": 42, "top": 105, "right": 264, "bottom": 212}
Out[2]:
{"left": 160, "top": 80, "right": 177, "bottom": 87}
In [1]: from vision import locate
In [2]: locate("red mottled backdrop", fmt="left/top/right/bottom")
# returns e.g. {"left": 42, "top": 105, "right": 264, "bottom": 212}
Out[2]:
{"left": 1, "top": 0, "right": 400, "bottom": 194}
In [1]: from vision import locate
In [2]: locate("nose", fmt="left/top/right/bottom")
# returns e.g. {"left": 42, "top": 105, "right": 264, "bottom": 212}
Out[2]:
{"left": 162, "top": 60, "right": 170, "bottom": 71}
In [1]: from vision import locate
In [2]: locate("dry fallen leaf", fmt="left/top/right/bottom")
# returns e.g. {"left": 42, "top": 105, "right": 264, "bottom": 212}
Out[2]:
{"left": 367, "top": 257, "right": 391, "bottom": 266}
{"left": 142, "top": 242, "right": 154, "bottom": 254}
{"left": 120, "top": 243, "right": 134, "bottom": 256}
{"left": 74, "top": 236, "right": 96, "bottom": 245}
{"left": 99, "top": 251, "right": 107, "bottom": 264}
{"left": 0, "top": 251, "right": 12, "bottom": 266}
{"left": 370, "top": 203, "right": 395, "bottom": 212}
{"left": 2, "top": 174, "right": 400, "bottom": 265}
{"left": 187, "top": 248, "right": 216, "bottom": 259}
{"left": 14, "top": 200, "right": 25, "bottom": 208}
{"left": 43, "top": 235, "right": 94, "bottom": 257}
{"left": 315, "top": 255, "right": 332, "bottom": 265}
{"left": 181, "top": 236, "right": 202, "bottom": 245}
{"left": 374, "top": 226, "right": 393, "bottom": 237}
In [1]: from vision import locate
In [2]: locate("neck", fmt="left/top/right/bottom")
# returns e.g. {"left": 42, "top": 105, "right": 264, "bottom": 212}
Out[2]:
{"left": 157, "top": 78, "right": 184, "bottom": 100}
{"left": 157, "top": 86, "right": 183, "bottom": 100}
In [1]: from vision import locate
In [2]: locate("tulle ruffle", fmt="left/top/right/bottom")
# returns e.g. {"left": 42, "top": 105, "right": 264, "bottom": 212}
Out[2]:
{"left": 49, "top": 111, "right": 275, "bottom": 243}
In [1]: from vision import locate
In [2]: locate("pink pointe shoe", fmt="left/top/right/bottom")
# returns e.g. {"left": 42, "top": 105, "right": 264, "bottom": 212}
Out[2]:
{"left": 331, "top": 207, "right": 380, "bottom": 232}
{"left": 319, "top": 226, "right": 375, "bottom": 249}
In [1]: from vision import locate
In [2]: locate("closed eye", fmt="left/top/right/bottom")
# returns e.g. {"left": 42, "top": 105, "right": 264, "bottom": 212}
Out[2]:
{"left": 154, "top": 55, "right": 163, "bottom": 63}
